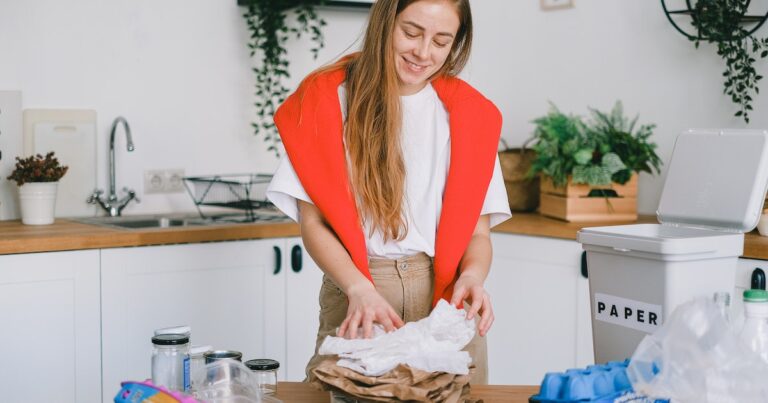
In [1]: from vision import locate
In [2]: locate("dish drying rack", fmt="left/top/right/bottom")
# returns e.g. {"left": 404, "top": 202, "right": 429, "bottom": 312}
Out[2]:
{"left": 183, "top": 174, "right": 281, "bottom": 222}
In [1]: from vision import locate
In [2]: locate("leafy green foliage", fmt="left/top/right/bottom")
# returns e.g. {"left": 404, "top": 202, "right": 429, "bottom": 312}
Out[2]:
{"left": 586, "top": 101, "right": 662, "bottom": 184}
{"left": 690, "top": 0, "right": 768, "bottom": 123}
{"left": 528, "top": 102, "right": 662, "bottom": 189}
{"left": 243, "top": 0, "right": 326, "bottom": 156}
{"left": 6, "top": 152, "right": 68, "bottom": 186}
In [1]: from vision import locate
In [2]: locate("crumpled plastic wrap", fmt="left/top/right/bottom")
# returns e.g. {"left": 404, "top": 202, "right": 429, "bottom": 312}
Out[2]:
{"left": 193, "top": 360, "right": 282, "bottom": 403}
{"left": 627, "top": 297, "right": 768, "bottom": 402}
{"left": 318, "top": 299, "right": 476, "bottom": 376}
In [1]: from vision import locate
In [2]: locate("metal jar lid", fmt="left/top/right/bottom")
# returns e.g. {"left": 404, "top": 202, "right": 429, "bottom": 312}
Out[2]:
{"left": 151, "top": 334, "right": 190, "bottom": 346}
{"left": 204, "top": 350, "right": 243, "bottom": 364}
{"left": 245, "top": 358, "right": 280, "bottom": 371}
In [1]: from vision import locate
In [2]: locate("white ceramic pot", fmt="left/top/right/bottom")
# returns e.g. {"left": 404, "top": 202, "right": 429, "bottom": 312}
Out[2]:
{"left": 18, "top": 182, "right": 58, "bottom": 225}
{"left": 758, "top": 212, "right": 768, "bottom": 237}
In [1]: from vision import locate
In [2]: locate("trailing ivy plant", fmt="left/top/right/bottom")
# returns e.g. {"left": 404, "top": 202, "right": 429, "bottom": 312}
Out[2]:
{"left": 527, "top": 102, "right": 661, "bottom": 189}
{"left": 243, "top": 0, "right": 326, "bottom": 156}
{"left": 690, "top": 0, "right": 768, "bottom": 123}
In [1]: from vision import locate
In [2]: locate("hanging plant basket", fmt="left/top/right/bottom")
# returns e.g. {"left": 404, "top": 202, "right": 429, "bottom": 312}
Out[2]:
{"left": 661, "top": 0, "right": 768, "bottom": 123}
{"left": 240, "top": 0, "right": 327, "bottom": 156}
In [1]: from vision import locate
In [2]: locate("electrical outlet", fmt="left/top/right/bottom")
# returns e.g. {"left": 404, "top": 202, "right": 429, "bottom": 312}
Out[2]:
{"left": 144, "top": 170, "right": 166, "bottom": 194}
{"left": 144, "top": 169, "right": 186, "bottom": 194}
{"left": 165, "top": 169, "right": 186, "bottom": 193}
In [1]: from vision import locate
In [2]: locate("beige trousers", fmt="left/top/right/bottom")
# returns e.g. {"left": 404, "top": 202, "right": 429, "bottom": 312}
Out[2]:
{"left": 305, "top": 252, "right": 488, "bottom": 385}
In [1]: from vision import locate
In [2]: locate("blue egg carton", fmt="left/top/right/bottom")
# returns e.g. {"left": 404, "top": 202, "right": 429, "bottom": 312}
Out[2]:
{"left": 529, "top": 359, "right": 634, "bottom": 403}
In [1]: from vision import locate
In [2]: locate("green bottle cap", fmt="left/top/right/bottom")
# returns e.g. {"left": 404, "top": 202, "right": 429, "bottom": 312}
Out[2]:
{"left": 743, "top": 289, "right": 768, "bottom": 302}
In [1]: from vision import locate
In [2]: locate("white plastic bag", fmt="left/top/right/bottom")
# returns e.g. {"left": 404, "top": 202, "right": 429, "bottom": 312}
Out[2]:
{"left": 627, "top": 297, "right": 768, "bottom": 402}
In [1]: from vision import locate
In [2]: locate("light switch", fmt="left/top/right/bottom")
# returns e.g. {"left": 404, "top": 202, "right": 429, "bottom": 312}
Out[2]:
{"left": 541, "top": 0, "right": 574, "bottom": 11}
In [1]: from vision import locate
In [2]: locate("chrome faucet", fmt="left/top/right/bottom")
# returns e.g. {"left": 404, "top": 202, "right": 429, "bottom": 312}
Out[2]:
{"left": 87, "top": 116, "right": 140, "bottom": 216}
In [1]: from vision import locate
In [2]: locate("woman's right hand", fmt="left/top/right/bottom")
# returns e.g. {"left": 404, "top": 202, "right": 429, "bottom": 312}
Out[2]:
{"left": 338, "top": 281, "right": 404, "bottom": 339}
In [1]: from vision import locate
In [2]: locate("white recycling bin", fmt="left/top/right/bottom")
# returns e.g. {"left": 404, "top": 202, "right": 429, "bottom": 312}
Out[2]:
{"left": 577, "top": 129, "right": 768, "bottom": 364}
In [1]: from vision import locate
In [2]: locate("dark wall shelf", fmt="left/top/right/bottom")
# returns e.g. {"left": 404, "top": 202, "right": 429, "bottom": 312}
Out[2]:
{"left": 237, "top": 0, "right": 372, "bottom": 8}
{"left": 661, "top": 0, "right": 768, "bottom": 40}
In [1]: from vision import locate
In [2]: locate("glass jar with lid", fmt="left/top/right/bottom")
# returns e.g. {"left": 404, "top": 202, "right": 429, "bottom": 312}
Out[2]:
{"left": 244, "top": 358, "right": 279, "bottom": 394}
{"left": 151, "top": 334, "right": 190, "bottom": 392}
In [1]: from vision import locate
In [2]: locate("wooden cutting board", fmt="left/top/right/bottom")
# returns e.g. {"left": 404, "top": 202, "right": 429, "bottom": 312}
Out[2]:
{"left": 0, "top": 91, "right": 23, "bottom": 220}
{"left": 23, "top": 109, "right": 98, "bottom": 217}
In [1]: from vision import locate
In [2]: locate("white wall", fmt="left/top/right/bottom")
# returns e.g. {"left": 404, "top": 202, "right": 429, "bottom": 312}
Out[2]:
{"left": 1, "top": 0, "right": 766, "bottom": 215}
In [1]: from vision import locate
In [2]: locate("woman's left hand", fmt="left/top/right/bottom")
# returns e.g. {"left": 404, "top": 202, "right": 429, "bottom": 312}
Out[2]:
{"left": 450, "top": 272, "right": 494, "bottom": 337}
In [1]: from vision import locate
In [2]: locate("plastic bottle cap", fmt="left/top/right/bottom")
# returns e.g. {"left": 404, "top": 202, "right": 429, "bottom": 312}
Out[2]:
{"left": 154, "top": 325, "right": 191, "bottom": 337}
{"left": 151, "top": 334, "right": 190, "bottom": 345}
{"left": 751, "top": 268, "right": 766, "bottom": 290}
{"left": 744, "top": 289, "right": 768, "bottom": 302}
{"left": 245, "top": 359, "right": 280, "bottom": 371}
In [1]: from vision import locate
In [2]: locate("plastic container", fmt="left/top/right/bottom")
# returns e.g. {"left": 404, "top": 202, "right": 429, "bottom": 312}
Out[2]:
{"left": 713, "top": 291, "right": 732, "bottom": 323}
{"left": 244, "top": 358, "right": 279, "bottom": 395}
{"left": 578, "top": 129, "right": 768, "bottom": 364}
{"left": 530, "top": 359, "right": 646, "bottom": 403}
{"left": 151, "top": 334, "right": 191, "bottom": 392}
{"left": 188, "top": 345, "right": 212, "bottom": 392}
{"left": 203, "top": 350, "right": 242, "bottom": 364}
{"left": 740, "top": 289, "right": 768, "bottom": 363}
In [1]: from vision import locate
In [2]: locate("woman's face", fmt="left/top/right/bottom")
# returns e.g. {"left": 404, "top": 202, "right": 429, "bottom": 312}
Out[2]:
{"left": 393, "top": 0, "right": 460, "bottom": 95}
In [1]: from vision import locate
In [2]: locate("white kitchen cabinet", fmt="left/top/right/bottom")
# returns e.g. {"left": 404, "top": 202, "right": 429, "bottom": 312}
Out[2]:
{"left": 486, "top": 233, "right": 593, "bottom": 385}
{"left": 264, "top": 237, "right": 324, "bottom": 382}
{"left": 100, "top": 237, "right": 323, "bottom": 401}
{"left": 101, "top": 240, "right": 273, "bottom": 401}
{"left": 0, "top": 250, "right": 101, "bottom": 403}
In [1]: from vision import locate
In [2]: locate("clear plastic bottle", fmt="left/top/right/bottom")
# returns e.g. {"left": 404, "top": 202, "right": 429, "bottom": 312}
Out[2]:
{"left": 739, "top": 289, "right": 768, "bottom": 363}
{"left": 713, "top": 291, "right": 731, "bottom": 323}
{"left": 151, "top": 334, "right": 190, "bottom": 392}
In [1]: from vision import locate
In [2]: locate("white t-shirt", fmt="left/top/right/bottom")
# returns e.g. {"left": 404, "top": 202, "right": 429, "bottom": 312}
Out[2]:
{"left": 267, "top": 83, "right": 511, "bottom": 259}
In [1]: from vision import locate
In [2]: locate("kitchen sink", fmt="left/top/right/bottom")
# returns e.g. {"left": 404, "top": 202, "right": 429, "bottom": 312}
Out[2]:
{"left": 73, "top": 214, "right": 208, "bottom": 230}
{"left": 104, "top": 218, "right": 189, "bottom": 229}
{"left": 72, "top": 211, "right": 291, "bottom": 230}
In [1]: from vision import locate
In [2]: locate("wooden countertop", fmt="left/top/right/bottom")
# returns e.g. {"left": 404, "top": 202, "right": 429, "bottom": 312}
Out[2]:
{"left": 0, "top": 218, "right": 300, "bottom": 255}
{"left": 494, "top": 213, "right": 768, "bottom": 260}
{"left": 0, "top": 213, "right": 766, "bottom": 260}
{"left": 273, "top": 381, "right": 538, "bottom": 403}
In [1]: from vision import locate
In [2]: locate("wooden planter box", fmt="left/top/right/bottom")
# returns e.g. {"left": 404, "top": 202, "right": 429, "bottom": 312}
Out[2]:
{"left": 539, "top": 175, "right": 638, "bottom": 222}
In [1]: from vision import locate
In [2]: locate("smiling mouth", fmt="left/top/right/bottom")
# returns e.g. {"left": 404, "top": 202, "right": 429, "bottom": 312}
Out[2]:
{"left": 403, "top": 57, "right": 428, "bottom": 72}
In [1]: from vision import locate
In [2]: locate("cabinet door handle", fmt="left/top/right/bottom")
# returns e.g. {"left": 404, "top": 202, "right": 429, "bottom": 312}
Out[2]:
{"left": 291, "top": 245, "right": 303, "bottom": 273}
{"left": 273, "top": 246, "right": 281, "bottom": 275}
{"left": 580, "top": 251, "right": 588, "bottom": 279}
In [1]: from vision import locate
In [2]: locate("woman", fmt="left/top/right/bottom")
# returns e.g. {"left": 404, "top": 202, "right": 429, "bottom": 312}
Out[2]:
{"left": 266, "top": 0, "right": 510, "bottom": 385}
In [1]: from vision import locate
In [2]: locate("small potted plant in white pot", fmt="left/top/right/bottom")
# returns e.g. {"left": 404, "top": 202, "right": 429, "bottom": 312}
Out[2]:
{"left": 6, "top": 152, "right": 68, "bottom": 225}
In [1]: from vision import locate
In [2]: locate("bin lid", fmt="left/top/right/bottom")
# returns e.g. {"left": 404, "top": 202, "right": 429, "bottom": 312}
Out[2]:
{"left": 657, "top": 129, "right": 768, "bottom": 233}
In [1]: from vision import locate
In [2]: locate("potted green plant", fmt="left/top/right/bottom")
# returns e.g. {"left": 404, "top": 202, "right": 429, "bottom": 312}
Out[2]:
{"left": 241, "top": 0, "right": 327, "bottom": 156}
{"left": 6, "top": 152, "right": 68, "bottom": 225}
{"left": 527, "top": 101, "right": 662, "bottom": 222}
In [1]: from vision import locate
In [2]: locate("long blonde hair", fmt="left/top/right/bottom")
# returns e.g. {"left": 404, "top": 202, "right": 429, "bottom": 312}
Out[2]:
{"left": 321, "top": 0, "right": 473, "bottom": 241}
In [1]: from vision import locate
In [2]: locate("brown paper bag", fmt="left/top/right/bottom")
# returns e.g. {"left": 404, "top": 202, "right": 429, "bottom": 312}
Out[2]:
{"left": 311, "top": 358, "right": 477, "bottom": 403}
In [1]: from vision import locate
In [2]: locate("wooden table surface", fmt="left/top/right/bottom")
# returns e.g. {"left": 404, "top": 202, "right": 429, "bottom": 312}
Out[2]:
{"left": 273, "top": 382, "right": 539, "bottom": 403}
